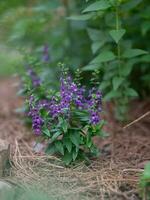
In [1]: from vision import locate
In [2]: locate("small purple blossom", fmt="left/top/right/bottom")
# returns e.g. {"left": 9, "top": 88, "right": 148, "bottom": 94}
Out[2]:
{"left": 74, "top": 87, "right": 86, "bottom": 109}
{"left": 38, "top": 100, "right": 50, "bottom": 109}
{"left": 86, "top": 87, "right": 102, "bottom": 125}
{"left": 42, "top": 44, "right": 50, "bottom": 62}
{"left": 90, "top": 111, "right": 101, "bottom": 125}
{"left": 27, "top": 67, "right": 41, "bottom": 87}
{"left": 28, "top": 97, "right": 44, "bottom": 135}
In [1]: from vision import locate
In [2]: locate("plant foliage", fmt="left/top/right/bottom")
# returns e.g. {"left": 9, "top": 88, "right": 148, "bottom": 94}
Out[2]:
{"left": 139, "top": 163, "right": 150, "bottom": 199}
{"left": 21, "top": 58, "right": 105, "bottom": 165}
{"left": 69, "top": 0, "right": 150, "bottom": 120}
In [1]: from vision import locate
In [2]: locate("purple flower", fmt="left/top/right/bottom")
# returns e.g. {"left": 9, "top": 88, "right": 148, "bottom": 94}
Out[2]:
{"left": 38, "top": 100, "right": 49, "bottom": 109}
{"left": 60, "top": 76, "right": 73, "bottom": 110}
{"left": 86, "top": 87, "right": 102, "bottom": 125}
{"left": 90, "top": 111, "right": 100, "bottom": 125}
{"left": 26, "top": 67, "right": 41, "bottom": 87}
{"left": 28, "top": 96, "right": 44, "bottom": 135}
{"left": 28, "top": 73, "right": 103, "bottom": 136}
{"left": 34, "top": 128, "right": 41, "bottom": 136}
{"left": 74, "top": 87, "right": 85, "bottom": 109}
{"left": 42, "top": 44, "right": 50, "bottom": 62}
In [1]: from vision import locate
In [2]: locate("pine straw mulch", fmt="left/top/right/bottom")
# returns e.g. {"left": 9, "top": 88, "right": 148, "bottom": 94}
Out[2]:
{"left": 9, "top": 140, "right": 141, "bottom": 200}
{"left": 9, "top": 109, "right": 150, "bottom": 200}
{"left": 0, "top": 77, "right": 150, "bottom": 199}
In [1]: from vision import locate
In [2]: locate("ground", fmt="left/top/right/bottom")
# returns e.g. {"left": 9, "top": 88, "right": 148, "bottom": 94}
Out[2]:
{"left": 0, "top": 77, "right": 150, "bottom": 200}
{"left": 0, "top": 78, "right": 29, "bottom": 143}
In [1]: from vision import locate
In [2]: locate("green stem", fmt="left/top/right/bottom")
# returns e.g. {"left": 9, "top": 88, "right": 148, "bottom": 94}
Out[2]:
{"left": 63, "top": 0, "right": 74, "bottom": 56}
{"left": 116, "top": 6, "right": 121, "bottom": 75}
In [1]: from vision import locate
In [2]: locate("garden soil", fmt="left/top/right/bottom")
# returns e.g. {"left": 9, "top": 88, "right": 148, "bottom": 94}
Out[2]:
{"left": 0, "top": 77, "right": 30, "bottom": 143}
{"left": 0, "top": 77, "right": 150, "bottom": 200}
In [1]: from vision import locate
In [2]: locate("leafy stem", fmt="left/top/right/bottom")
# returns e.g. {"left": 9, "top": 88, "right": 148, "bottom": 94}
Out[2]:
{"left": 115, "top": 5, "right": 121, "bottom": 75}
{"left": 62, "top": 0, "right": 74, "bottom": 56}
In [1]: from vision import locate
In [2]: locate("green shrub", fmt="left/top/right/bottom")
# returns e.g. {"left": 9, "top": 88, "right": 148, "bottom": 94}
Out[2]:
{"left": 139, "top": 163, "right": 150, "bottom": 199}
{"left": 70, "top": 0, "right": 150, "bottom": 120}
{"left": 22, "top": 64, "right": 105, "bottom": 165}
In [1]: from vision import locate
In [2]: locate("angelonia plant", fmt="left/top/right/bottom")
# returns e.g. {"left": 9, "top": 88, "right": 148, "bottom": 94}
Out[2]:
{"left": 19, "top": 45, "right": 56, "bottom": 97}
{"left": 25, "top": 66, "right": 105, "bottom": 165}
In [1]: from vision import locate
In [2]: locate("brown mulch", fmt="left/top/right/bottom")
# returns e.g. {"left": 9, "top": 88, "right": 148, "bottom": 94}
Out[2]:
{"left": 0, "top": 77, "right": 150, "bottom": 199}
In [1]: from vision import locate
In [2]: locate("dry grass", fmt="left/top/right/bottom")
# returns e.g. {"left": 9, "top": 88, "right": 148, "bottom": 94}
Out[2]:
{"left": 7, "top": 140, "right": 142, "bottom": 200}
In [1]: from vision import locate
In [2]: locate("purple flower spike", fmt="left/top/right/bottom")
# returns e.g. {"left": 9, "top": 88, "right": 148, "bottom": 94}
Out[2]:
{"left": 33, "top": 79, "right": 41, "bottom": 87}
{"left": 87, "top": 87, "right": 102, "bottom": 125}
{"left": 35, "top": 128, "right": 41, "bottom": 136}
{"left": 27, "top": 67, "right": 41, "bottom": 87}
{"left": 28, "top": 97, "right": 44, "bottom": 136}
{"left": 90, "top": 111, "right": 100, "bottom": 125}
{"left": 42, "top": 44, "right": 50, "bottom": 62}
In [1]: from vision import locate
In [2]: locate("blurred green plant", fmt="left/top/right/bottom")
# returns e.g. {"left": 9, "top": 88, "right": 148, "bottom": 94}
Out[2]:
{"left": 139, "top": 162, "right": 150, "bottom": 200}
{"left": 0, "top": 186, "right": 54, "bottom": 200}
{"left": 0, "top": 45, "right": 22, "bottom": 76}
{"left": 70, "top": 0, "right": 150, "bottom": 121}
{"left": 0, "top": 0, "right": 91, "bottom": 70}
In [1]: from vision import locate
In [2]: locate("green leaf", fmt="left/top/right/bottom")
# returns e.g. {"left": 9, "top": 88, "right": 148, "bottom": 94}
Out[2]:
{"left": 87, "top": 28, "right": 100, "bottom": 41}
{"left": 140, "top": 54, "right": 150, "bottom": 63}
{"left": 122, "top": 0, "right": 142, "bottom": 11}
{"left": 123, "top": 49, "right": 148, "bottom": 58}
{"left": 143, "top": 163, "right": 150, "bottom": 180}
{"left": 90, "top": 145, "right": 100, "bottom": 156}
{"left": 109, "top": 29, "right": 126, "bottom": 44}
{"left": 55, "top": 141, "right": 64, "bottom": 155}
{"left": 33, "top": 2, "right": 60, "bottom": 11}
{"left": 58, "top": 117, "right": 68, "bottom": 133}
{"left": 141, "top": 21, "right": 150, "bottom": 35}
{"left": 83, "top": 0, "right": 111, "bottom": 13}
{"left": 99, "top": 81, "right": 110, "bottom": 90}
{"left": 83, "top": 63, "right": 101, "bottom": 71}
{"left": 85, "top": 127, "right": 92, "bottom": 147}
{"left": 141, "top": 6, "right": 150, "bottom": 19}
{"left": 126, "top": 88, "right": 138, "bottom": 97}
{"left": 120, "top": 59, "right": 139, "bottom": 76}
{"left": 86, "top": 135, "right": 92, "bottom": 148}
{"left": 91, "top": 51, "right": 116, "bottom": 64}
{"left": 73, "top": 110, "right": 89, "bottom": 122}
{"left": 72, "top": 149, "right": 78, "bottom": 161}
{"left": 64, "top": 138, "right": 72, "bottom": 153}
{"left": 62, "top": 152, "right": 72, "bottom": 165}
{"left": 62, "top": 120, "right": 68, "bottom": 133}
{"left": 67, "top": 13, "right": 94, "bottom": 21}
{"left": 91, "top": 41, "right": 106, "bottom": 54}
{"left": 70, "top": 131, "right": 80, "bottom": 147}
{"left": 51, "top": 131, "right": 62, "bottom": 142}
{"left": 104, "top": 90, "right": 120, "bottom": 101}
{"left": 112, "top": 77, "right": 124, "bottom": 90}
{"left": 98, "top": 120, "right": 106, "bottom": 130}
{"left": 87, "top": 28, "right": 107, "bottom": 54}
{"left": 43, "top": 129, "right": 51, "bottom": 137}
{"left": 45, "top": 144, "right": 56, "bottom": 155}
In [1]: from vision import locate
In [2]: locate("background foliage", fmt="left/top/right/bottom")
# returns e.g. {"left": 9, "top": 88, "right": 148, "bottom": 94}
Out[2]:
{"left": 0, "top": 0, "right": 149, "bottom": 120}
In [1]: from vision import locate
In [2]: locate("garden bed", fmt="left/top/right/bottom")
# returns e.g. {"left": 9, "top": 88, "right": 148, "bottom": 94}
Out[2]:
{"left": 0, "top": 78, "right": 150, "bottom": 200}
